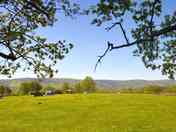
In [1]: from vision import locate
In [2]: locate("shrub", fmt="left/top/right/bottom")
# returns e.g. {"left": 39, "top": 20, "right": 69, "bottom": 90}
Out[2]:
{"left": 62, "top": 82, "right": 73, "bottom": 94}
{"left": 143, "top": 85, "right": 163, "bottom": 94}
{"left": 129, "top": 88, "right": 144, "bottom": 93}
{"left": 163, "top": 85, "right": 176, "bottom": 93}
{"left": 55, "top": 89, "right": 63, "bottom": 94}
{"left": 18, "top": 82, "right": 32, "bottom": 95}
{"left": 16, "top": 81, "right": 43, "bottom": 96}
{"left": 0, "top": 85, "right": 5, "bottom": 97}
{"left": 0, "top": 85, "right": 12, "bottom": 97}
{"left": 30, "top": 81, "right": 43, "bottom": 96}
{"left": 74, "top": 82, "right": 83, "bottom": 93}
{"left": 42, "top": 85, "right": 55, "bottom": 95}
{"left": 119, "top": 88, "right": 134, "bottom": 93}
{"left": 4, "top": 86, "right": 12, "bottom": 96}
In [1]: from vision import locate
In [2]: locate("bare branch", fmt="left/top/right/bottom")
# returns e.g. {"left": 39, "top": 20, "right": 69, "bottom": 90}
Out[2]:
{"left": 94, "top": 41, "right": 113, "bottom": 71}
{"left": 106, "top": 22, "right": 130, "bottom": 44}
{"left": 105, "top": 22, "right": 120, "bottom": 31}
{"left": 119, "top": 23, "right": 130, "bottom": 44}
{"left": 149, "top": 0, "right": 160, "bottom": 36}
{"left": 95, "top": 23, "right": 176, "bottom": 70}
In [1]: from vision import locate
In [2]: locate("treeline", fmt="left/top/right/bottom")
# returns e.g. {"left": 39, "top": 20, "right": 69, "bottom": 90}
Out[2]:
{"left": 2, "top": 77, "right": 176, "bottom": 97}
{"left": 118, "top": 85, "right": 176, "bottom": 95}
{"left": 0, "top": 85, "right": 12, "bottom": 97}
{"left": 0, "top": 76, "right": 96, "bottom": 97}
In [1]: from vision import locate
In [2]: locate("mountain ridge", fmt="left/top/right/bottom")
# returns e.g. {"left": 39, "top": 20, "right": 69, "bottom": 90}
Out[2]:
{"left": 0, "top": 78, "right": 176, "bottom": 89}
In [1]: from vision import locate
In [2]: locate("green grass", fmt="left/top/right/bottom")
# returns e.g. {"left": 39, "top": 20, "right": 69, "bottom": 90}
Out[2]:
{"left": 1, "top": 94, "right": 176, "bottom": 132}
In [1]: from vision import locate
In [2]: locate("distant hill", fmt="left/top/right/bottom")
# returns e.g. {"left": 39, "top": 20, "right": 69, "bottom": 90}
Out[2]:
{"left": 1, "top": 78, "right": 176, "bottom": 89}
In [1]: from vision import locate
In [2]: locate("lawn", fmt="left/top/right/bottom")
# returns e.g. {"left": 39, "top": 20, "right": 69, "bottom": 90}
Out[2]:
{"left": 0, "top": 94, "right": 176, "bottom": 132}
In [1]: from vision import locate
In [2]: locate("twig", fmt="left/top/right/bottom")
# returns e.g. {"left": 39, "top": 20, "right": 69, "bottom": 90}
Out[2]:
{"left": 106, "top": 22, "right": 130, "bottom": 44}
{"left": 95, "top": 23, "right": 176, "bottom": 71}
{"left": 94, "top": 41, "right": 113, "bottom": 71}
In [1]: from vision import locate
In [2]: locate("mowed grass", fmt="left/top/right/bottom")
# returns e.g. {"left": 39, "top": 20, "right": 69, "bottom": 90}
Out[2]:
{"left": 1, "top": 94, "right": 176, "bottom": 132}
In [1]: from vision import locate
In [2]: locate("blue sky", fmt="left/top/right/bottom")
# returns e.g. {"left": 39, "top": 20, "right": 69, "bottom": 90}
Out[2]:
{"left": 4, "top": 0, "right": 175, "bottom": 80}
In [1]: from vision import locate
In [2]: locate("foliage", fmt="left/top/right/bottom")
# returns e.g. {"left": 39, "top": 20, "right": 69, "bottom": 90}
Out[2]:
{"left": 16, "top": 81, "right": 43, "bottom": 96}
{"left": 74, "top": 82, "right": 83, "bottom": 93}
{"left": 0, "top": 0, "right": 175, "bottom": 79}
{"left": 0, "top": 0, "right": 80, "bottom": 77}
{"left": 30, "top": 81, "right": 43, "bottom": 96}
{"left": 143, "top": 85, "right": 163, "bottom": 94}
{"left": 163, "top": 85, "right": 176, "bottom": 93}
{"left": 54, "top": 89, "right": 63, "bottom": 94}
{"left": 80, "top": 76, "right": 96, "bottom": 93}
{"left": 118, "top": 88, "right": 134, "bottom": 93}
{"left": 62, "top": 82, "right": 71, "bottom": 93}
{"left": 0, "top": 85, "right": 12, "bottom": 96}
{"left": 18, "top": 82, "right": 32, "bottom": 95}
{"left": 42, "top": 85, "right": 55, "bottom": 93}
{"left": 118, "top": 85, "right": 164, "bottom": 94}
{"left": 0, "top": 85, "right": 5, "bottom": 96}
{"left": 90, "top": 0, "right": 176, "bottom": 79}
{"left": 129, "top": 88, "right": 144, "bottom": 94}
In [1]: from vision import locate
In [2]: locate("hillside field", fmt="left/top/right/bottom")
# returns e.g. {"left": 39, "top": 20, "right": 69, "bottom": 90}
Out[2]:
{"left": 0, "top": 94, "right": 176, "bottom": 132}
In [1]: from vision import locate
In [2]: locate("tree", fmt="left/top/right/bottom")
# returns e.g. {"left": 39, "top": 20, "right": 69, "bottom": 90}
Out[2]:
{"left": 30, "top": 81, "right": 43, "bottom": 96}
{"left": 42, "top": 84, "right": 56, "bottom": 95}
{"left": 0, "top": 85, "right": 5, "bottom": 97}
{"left": 74, "top": 82, "right": 83, "bottom": 93}
{"left": 80, "top": 76, "right": 96, "bottom": 93}
{"left": 0, "top": 0, "right": 79, "bottom": 77}
{"left": 143, "top": 85, "right": 163, "bottom": 94}
{"left": 62, "top": 82, "right": 71, "bottom": 93}
{"left": 17, "top": 81, "right": 42, "bottom": 96}
{"left": 18, "top": 82, "right": 32, "bottom": 95}
{"left": 163, "top": 85, "right": 176, "bottom": 93}
{"left": 0, "top": 1, "right": 176, "bottom": 79}
{"left": 0, "top": 85, "right": 11, "bottom": 97}
{"left": 90, "top": 0, "right": 176, "bottom": 79}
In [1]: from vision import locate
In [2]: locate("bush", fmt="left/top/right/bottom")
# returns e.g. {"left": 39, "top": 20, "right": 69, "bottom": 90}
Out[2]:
{"left": 42, "top": 85, "right": 55, "bottom": 95}
{"left": 4, "top": 86, "right": 12, "bottom": 96}
{"left": 0, "top": 85, "right": 5, "bottom": 97}
{"left": 62, "top": 82, "right": 73, "bottom": 94}
{"left": 55, "top": 89, "right": 63, "bottom": 94}
{"left": 0, "top": 85, "right": 12, "bottom": 97}
{"left": 74, "top": 82, "right": 83, "bottom": 93}
{"left": 143, "top": 85, "right": 163, "bottom": 94}
{"left": 16, "top": 81, "right": 43, "bottom": 96}
{"left": 163, "top": 85, "right": 176, "bottom": 93}
{"left": 119, "top": 88, "right": 134, "bottom": 93}
{"left": 118, "top": 86, "right": 163, "bottom": 94}
{"left": 30, "top": 81, "right": 43, "bottom": 96}
{"left": 18, "top": 82, "right": 32, "bottom": 95}
{"left": 131, "top": 88, "right": 144, "bottom": 93}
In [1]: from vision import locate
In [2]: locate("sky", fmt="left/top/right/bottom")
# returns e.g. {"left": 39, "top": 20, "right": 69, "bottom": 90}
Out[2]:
{"left": 2, "top": 0, "right": 175, "bottom": 80}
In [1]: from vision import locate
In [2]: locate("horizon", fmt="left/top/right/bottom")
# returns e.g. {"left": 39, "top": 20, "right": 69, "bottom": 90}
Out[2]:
{"left": 0, "top": 76, "right": 173, "bottom": 81}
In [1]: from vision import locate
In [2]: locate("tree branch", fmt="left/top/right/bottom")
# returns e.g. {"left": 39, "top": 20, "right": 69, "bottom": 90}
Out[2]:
{"left": 94, "top": 41, "right": 113, "bottom": 71}
{"left": 26, "top": 1, "right": 50, "bottom": 20}
{"left": 0, "top": 52, "right": 16, "bottom": 61}
{"left": 95, "top": 23, "right": 176, "bottom": 70}
{"left": 106, "top": 22, "right": 130, "bottom": 44}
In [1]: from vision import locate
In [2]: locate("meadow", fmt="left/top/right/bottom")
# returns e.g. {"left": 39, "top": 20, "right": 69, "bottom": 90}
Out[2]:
{"left": 0, "top": 94, "right": 176, "bottom": 132}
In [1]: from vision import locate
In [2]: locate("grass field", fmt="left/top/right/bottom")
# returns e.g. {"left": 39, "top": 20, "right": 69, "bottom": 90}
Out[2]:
{"left": 1, "top": 94, "right": 176, "bottom": 132}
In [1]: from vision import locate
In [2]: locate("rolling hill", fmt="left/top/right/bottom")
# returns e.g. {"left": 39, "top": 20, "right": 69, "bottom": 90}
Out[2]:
{"left": 0, "top": 78, "right": 176, "bottom": 89}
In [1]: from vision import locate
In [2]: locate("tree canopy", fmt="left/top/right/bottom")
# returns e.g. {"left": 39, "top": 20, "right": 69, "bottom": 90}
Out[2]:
{"left": 80, "top": 76, "right": 96, "bottom": 93}
{"left": 91, "top": 0, "right": 176, "bottom": 79}
{"left": 0, "top": 0, "right": 176, "bottom": 79}
{"left": 0, "top": 0, "right": 79, "bottom": 77}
